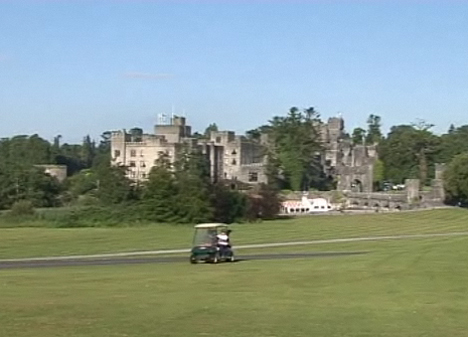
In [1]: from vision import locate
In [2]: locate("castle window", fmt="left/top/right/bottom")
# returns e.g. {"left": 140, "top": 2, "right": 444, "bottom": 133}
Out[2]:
{"left": 248, "top": 171, "right": 258, "bottom": 182}
{"left": 130, "top": 150, "right": 137, "bottom": 157}
{"left": 140, "top": 161, "right": 146, "bottom": 168}
{"left": 129, "top": 161, "right": 136, "bottom": 167}
{"left": 114, "top": 150, "right": 121, "bottom": 158}
{"left": 231, "top": 150, "right": 237, "bottom": 155}
{"left": 216, "top": 137, "right": 221, "bottom": 143}
{"left": 231, "top": 159, "right": 237, "bottom": 165}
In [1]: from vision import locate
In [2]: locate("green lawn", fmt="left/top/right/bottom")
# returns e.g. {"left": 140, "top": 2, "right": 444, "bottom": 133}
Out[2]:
{"left": 1, "top": 208, "right": 468, "bottom": 259}
{"left": 1, "top": 236, "right": 468, "bottom": 337}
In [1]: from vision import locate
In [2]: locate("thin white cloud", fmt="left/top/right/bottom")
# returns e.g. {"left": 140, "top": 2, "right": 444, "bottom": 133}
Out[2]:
{"left": 123, "top": 72, "right": 174, "bottom": 80}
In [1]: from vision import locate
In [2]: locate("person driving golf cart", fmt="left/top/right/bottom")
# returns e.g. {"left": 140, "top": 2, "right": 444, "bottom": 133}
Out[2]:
{"left": 216, "top": 228, "right": 230, "bottom": 253}
{"left": 190, "top": 223, "right": 235, "bottom": 264}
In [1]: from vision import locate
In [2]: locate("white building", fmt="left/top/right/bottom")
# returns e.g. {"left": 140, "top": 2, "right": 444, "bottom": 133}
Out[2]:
{"left": 281, "top": 196, "right": 333, "bottom": 214}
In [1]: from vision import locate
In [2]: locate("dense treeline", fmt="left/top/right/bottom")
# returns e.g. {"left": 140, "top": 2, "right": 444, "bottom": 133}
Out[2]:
{"left": 2, "top": 108, "right": 468, "bottom": 226}
{"left": 356, "top": 119, "right": 468, "bottom": 205}
{"left": 0, "top": 133, "right": 280, "bottom": 225}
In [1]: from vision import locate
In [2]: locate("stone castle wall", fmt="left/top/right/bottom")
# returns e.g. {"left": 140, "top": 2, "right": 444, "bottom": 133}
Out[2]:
{"left": 110, "top": 116, "right": 267, "bottom": 185}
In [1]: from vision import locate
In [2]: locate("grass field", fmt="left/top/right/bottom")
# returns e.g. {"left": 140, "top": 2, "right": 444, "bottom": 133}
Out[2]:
{"left": 1, "top": 208, "right": 468, "bottom": 259}
{"left": 1, "top": 209, "right": 468, "bottom": 336}
{"left": 1, "top": 236, "right": 468, "bottom": 336}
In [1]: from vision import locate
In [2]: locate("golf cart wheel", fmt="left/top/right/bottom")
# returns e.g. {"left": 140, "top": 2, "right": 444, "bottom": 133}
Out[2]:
{"left": 212, "top": 253, "right": 219, "bottom": 264}
{"left": 190, "top": 255, "right": 197, "bottom": 264}
{"left": 229, "top": 255, "right": 235, "bottom": 262}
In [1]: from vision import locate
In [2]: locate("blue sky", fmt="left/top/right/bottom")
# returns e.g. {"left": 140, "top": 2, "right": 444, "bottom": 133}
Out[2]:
{"left": 1, "top": 1, "right": 467, "bottom": 144}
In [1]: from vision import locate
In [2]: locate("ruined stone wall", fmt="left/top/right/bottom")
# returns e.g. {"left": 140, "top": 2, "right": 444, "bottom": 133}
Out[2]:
{"left": 337, "top": 164, "right": 374, "bottom": 193}
{"left": 343, "top": 175, "right": 446, "bottom": 210}
{"left": 320, "top": 117, "right": 377, "bottom": 193}
{"left": 405, "top": 179, "right": 420, "bottom": 203}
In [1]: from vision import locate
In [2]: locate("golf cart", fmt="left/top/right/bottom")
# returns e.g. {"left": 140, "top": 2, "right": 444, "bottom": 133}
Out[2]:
{"left": 190, "top": 223, "right": 235, "bottom": 264}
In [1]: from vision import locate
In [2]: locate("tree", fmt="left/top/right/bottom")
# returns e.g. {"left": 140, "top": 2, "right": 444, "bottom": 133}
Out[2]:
{"left": 246, "top": 125, "right": 270, "bottom": 142}
{"left": 411, "top": 120, "right": 438, "bottom": 186}
{"left": 92, "top": 131, "right": 112, "bottom": 168}
{"left": 210, "top": 183, "right": 247, "bottom": 223}
{"left": 379, "top": 124, "right": 438, "bottom": 185}
{"left": 94, "top": 165, "right": 134, "bottom": 204}
{"left": 373, "top": 159, "right": 385, "bottom": 190}
{"left": 55, "top": 143, "right": 86, "bottom": 175}
{"left": 448, "top": 124, "right": 455, "bottom": 134}
{"left": 264, "top": 151, "right": 282, "bottom": 189}
{"left": 204, "top": 123, "right": 219, "bottom": 138}
{"left": 53, "top": 135, "right": 62, "bottom": 150}
{"left": 352, "top": 127, "right": 366, "bottom": 145}
{"left": 192, "top": 131, "right": 205, "bottom": 140}
{"left": 0, "top": 135, "right": 53, "bottom": 168}
{"left": 139, "top": 154, "right": 179, "bottom": 222}
{"left": 444, "top": 153, "right": 468, "bottom": 205}
{"left": 267, "top": 107, "right": 323, "bottom": 191}
{"left": 365, "top": 114, "right": 382, "bottom": 144}
{"left": 65, "top": 169, "right": 98, "bottom": 199}
{"left": 437, "top": 125, "right": 468, "bottom": 164}
{"left": 255, "top": 183, "right": 281, "bottom": 220}
{"left": 0, "top": 165, "right": 61, "bottom": 209}
{"left": 81, "top": 135, "right": 96, "bottom": 168}
{"left": 172, "top": 148, "right": 214, "bottom": 223}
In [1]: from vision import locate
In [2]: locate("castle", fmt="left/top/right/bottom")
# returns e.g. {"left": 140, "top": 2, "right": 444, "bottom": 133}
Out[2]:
{"left": 110, "top": 116, "right": 267, "bottom": 185}
{"left": 110, "top": 114, "right": 378, "bottom": 192}
{"left": 320, "top": 117, "right": 378, "bottom": 193}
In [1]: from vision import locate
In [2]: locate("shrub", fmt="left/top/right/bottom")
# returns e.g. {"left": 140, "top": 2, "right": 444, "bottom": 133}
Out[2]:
{"left": 10, "top": 200, "right": 36, "bottom": 217}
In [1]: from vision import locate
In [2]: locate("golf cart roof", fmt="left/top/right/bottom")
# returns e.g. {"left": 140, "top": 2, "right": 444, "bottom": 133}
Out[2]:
{"left": 194, "top": 223, "right": 229, "bottom": 229}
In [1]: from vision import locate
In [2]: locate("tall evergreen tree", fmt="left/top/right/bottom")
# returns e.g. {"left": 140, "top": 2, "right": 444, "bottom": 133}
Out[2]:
{"left": 365, "top": 114, "right": 383, "bottom": 144}
{"left": 172, "top": 148, "right": 214, "bottom": 223}
{"left": 139, "top": 153, "right": 179, "bottom": 222}
{"left": 267, "top": 107, "right": 322, "bottom": 191}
